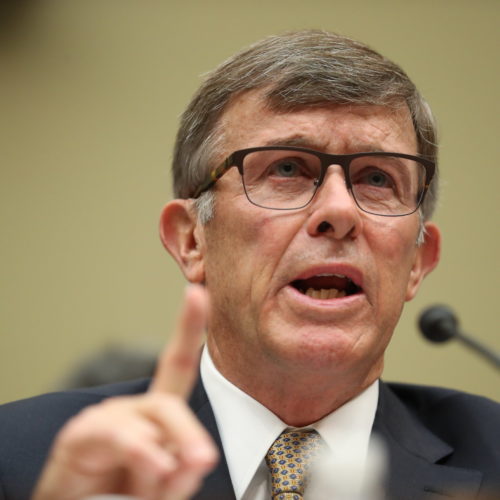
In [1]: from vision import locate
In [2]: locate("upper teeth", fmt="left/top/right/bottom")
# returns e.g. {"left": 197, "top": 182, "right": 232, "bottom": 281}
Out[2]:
{"left": 305, "top": 288, "right": 347, "bottom": 299}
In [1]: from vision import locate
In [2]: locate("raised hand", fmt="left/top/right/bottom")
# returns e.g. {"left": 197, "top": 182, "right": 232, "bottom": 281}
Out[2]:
{"left": 33, "top": 284, "right": 218, "bottom": 500}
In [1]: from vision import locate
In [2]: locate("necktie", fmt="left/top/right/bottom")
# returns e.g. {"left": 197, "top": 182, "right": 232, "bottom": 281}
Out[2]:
{"left": 265, "top": 429, "right": 323, "bottom": 500}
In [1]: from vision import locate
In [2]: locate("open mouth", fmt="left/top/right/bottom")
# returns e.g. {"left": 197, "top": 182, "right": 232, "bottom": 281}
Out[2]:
{"left": 291, "top": 273, "right": 362, "bottom": 300}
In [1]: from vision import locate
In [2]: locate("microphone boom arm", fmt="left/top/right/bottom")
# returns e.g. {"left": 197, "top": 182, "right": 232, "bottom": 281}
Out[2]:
{"left": 419, "top": 305, "right": 500, "bottom": 371}
{"left": 454, "top": 329, "right": 500, "bottom": 370}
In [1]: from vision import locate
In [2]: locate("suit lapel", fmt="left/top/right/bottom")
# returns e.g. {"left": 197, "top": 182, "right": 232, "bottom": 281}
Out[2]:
{"left": 189, "top": 377, "right": 237, "bottom": 500}
{"left": 375, "top": 382, "right": 482, "bottom": 500}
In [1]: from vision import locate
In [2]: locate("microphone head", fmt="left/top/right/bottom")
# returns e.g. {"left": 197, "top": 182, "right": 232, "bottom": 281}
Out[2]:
{"left": 418, "top": 305, "right": 459, "bottom": 343}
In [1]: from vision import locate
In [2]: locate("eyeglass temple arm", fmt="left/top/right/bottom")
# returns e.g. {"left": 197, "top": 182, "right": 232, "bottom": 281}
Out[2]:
{"left": 191, "top": 157, "right": 233, "bottom": 198}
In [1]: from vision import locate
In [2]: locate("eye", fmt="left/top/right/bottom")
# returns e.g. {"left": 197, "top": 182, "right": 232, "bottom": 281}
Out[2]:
{"left": 357, "top": 168, "right": 394, "bottom": 188}
{"left": 271, "top": 159, "right": 302, "bottom": 178}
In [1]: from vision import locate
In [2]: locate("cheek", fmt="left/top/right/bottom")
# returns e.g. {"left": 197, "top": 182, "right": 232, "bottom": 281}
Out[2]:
{"left": 204, "top": 206, "right": 291, "bottom": 304}
{"left": 367, "top": 219, "right": 419, "bottom": 303}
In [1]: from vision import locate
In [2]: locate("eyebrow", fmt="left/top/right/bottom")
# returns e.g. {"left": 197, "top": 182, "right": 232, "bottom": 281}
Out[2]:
{"left": 262, "top": 136, "right": 319, "bottom": 148}
{"left": 261, "top": 136, "right": 390, "bottom": 154}
{"left": 264, "top": 134, "right": 324, "bottom": 150}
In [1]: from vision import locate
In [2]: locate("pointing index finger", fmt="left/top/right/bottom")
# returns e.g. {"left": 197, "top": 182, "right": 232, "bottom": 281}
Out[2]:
{"left": 150, "top": 284, "right": 209, "bottom": 397}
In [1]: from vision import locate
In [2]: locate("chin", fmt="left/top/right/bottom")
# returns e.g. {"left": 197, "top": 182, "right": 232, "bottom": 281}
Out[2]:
{"left": 267, "top": 329, "right": 366, "bottom": 371}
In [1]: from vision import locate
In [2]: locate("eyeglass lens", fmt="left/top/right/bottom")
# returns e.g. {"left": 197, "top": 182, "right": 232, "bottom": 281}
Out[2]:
{"left": 240, "top": 149, "right": 426, "bottom": 215}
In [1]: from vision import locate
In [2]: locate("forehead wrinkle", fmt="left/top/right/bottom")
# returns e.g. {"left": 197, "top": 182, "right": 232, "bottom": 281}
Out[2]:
{"left": 220, "top": 95, "right": 417, "bottom": 158}
{"left": 255, "top": 112, "right": 416, "bottom": 155}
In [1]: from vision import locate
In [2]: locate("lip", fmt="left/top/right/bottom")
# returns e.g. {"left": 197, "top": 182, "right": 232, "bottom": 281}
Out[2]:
{"left": 284, "top": 283, "right": 364, "bottom": 308}
{"left": 279, "top": 283, "right": 366, "bottom": 325}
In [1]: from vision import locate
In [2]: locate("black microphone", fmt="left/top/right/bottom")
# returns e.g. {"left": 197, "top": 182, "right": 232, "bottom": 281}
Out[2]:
{"left": 418, "top": 305, "right": 500, "bottom": 370}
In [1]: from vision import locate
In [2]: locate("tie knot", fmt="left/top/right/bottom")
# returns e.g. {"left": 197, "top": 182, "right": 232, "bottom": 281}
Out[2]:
{"left": 265, "top": 430, "right": 324, "bottom": 500}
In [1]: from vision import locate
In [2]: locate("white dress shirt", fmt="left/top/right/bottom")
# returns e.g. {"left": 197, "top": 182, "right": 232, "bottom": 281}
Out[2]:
{"left": 200, "top": 346, "right": 379, "bottom": 500}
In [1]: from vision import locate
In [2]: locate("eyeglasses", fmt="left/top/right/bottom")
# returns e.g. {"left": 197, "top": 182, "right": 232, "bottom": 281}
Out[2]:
{"left": 192, "top": 146, "right": 435, "bottom": 217}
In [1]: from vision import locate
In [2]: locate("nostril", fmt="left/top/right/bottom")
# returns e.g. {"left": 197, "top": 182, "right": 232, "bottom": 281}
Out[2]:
{"left": 317, "top": 221, "right": 332, "bottom": 233}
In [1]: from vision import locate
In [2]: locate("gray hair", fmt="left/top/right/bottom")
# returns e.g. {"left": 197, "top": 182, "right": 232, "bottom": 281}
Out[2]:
{"left": 172, "top": 30, "right": 438, "bottom": 223}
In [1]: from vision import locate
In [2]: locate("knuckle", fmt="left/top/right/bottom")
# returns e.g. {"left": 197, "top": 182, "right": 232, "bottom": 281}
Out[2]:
{"left": 122, "top": 438, "right": 146, "bottom": 459}
{"left": 54, "top": 397, "right": 135, "bottom": 448}
{"left": 190, "top": 447, "right": 219, "bottom": 472}
{"left": 55, "top": 407, "right": 100, "bottom": 446}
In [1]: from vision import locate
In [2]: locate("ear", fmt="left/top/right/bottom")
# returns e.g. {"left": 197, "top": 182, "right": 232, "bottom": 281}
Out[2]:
{"left": 405, "top": 222, "right": 441, "bottom": 301}
{"left": 159, "top": 199, "right": 206, "bottom": 283}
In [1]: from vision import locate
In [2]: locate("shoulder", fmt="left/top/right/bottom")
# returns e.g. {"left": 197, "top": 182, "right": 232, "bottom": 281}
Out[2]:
{"left": 0, "top": 378, "right": 151, "bottom": 432}
{"left": 383, "top": 381, "right": 500, "bottom": 425}
{"left": 382, "top": 381, "right": 500, "bottom": 460}
{"left": 0, "top": 378, "right": 151, "bottom": 499}
{"left": 0, "top": 377, "right": 151, "bottom": 449}
{"left": 378, "top": 382, "right": 500, "bottom": 495}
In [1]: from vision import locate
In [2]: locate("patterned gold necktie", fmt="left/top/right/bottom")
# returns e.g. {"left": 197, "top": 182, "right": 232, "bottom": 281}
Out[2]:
{"left": 265, "top": 429, "right": 323, "bottom": 500}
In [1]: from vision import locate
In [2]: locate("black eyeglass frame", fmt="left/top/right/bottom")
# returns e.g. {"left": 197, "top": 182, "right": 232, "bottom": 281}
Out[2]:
{"left": 191, "top": 146, "right": 435, "bottom": 217}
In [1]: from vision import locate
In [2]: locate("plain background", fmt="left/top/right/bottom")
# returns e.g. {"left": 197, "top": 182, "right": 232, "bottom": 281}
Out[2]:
{"left": 1, "top": 0, "right": 498, "bottom": 404}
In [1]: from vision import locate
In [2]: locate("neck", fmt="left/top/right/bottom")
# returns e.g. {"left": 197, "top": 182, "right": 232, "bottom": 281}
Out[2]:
{"left": 207, "top": 340, "right": 382, "bottom": 427}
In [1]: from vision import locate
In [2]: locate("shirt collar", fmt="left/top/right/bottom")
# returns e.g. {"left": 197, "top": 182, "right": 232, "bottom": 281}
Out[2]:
{"left": 200, "top": 345, "right": 379, "bottom": 500}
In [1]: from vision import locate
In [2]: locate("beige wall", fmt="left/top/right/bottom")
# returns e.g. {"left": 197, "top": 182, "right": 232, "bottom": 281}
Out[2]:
{"left": 1, "top": 0, "right": 498, "bottom": 404}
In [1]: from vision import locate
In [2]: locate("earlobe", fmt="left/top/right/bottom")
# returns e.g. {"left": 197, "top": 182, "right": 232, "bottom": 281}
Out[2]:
{"left": 159, "top": 200, "right": 206, "bottom": 283}
{"left": 405, "top": 222, "right": 441, "bottom": 301}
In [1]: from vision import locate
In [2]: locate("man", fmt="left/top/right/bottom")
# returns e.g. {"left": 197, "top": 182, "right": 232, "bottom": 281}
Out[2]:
{"left": 0, "top": 30, "right": 498, "bottom": 500}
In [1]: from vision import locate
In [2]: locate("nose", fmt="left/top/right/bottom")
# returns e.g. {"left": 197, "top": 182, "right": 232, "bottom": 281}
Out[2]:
{"left": 306, "top": 166, "right": 362, "bottom": 239}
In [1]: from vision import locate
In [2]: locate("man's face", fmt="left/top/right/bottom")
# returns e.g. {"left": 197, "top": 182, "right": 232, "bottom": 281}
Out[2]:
{"left": 187, "top": 92, "right": 438, "bottom": 386}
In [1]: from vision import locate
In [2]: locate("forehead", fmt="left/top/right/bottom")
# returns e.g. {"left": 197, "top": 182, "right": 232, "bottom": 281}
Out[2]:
{"left": 218, "top": 90, "right": 417, "bottom": 157}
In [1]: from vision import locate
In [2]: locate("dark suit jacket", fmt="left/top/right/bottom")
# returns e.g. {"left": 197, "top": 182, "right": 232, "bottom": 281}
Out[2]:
{"left": 0, "top": 378, "right": 498, "bottom": 500}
